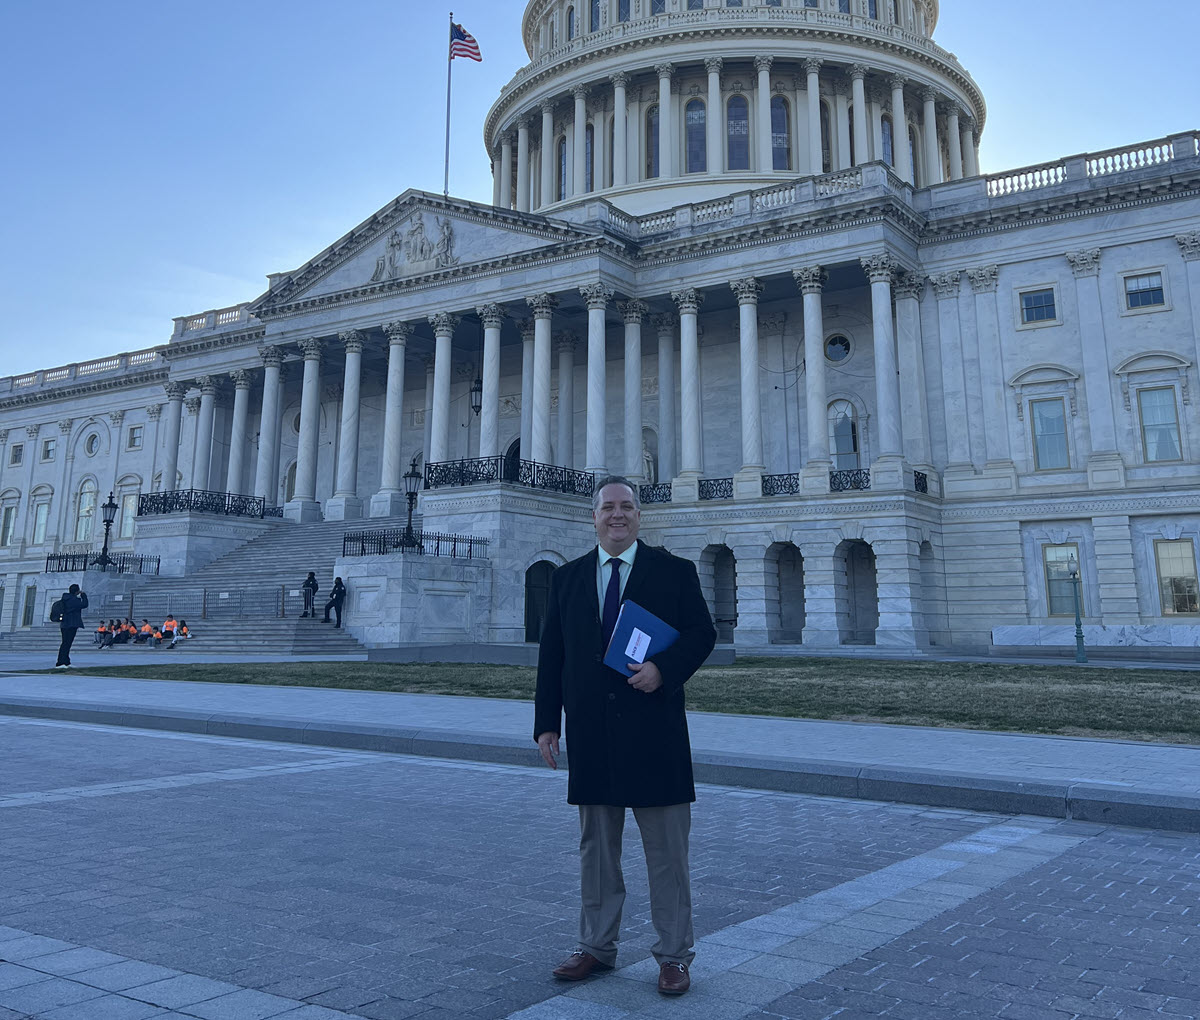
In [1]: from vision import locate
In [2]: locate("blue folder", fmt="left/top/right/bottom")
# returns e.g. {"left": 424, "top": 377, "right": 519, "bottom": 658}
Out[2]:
{"left": 603, "top": 600, "right": 680, "bottom": 677}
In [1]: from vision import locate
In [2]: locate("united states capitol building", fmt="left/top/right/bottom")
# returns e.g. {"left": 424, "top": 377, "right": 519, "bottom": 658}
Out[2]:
{"left": 2, "top": 0, "right": 1199, "bottom": 655}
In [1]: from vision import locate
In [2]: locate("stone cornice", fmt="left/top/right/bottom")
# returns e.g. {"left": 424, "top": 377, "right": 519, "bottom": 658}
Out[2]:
{"left": 0, "top": 369, "right": 169, "bottom": 412}
{"left": 163, "top": 328, "right": 266, "bottom": 359}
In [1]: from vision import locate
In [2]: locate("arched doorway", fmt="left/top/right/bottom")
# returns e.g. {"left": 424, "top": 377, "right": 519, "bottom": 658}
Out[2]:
{"left": 524, "top": 561, "right": 555, "bottom": 642}
{"left": 919, "top": 540, "right": 947, "bottom": 646}
{"left": 834, "top": 539, "right": 878, "bottom": 644}
{"left": 504, "top": 438, "right": 521, "bottom": 482}
{"left": 770, "top": 543, "right": 805, "bottom": 643}
{"left": 702, "top": 545, "right": 738, "bottom": 644}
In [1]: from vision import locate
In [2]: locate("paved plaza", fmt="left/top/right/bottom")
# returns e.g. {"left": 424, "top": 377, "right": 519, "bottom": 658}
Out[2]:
{"left": 1, "top": 714, "right": 1199, "bottom": 1019}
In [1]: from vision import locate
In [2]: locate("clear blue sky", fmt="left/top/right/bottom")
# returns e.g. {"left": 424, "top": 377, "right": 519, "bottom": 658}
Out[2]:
{"left": 1, "top": 1, "right": 1196, "bottom": 376}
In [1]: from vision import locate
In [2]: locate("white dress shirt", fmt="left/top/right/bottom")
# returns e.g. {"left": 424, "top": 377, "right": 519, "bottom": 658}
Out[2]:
{"left": 596, "top": 541, "right": 638, "bottom": 617}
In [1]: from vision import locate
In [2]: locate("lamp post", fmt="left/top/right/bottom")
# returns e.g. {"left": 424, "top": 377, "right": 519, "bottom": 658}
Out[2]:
{"left": 470, "top": 375, "right": 483, "bottom": 417}
{"left": 402, "top": 456, "right": 422, "bottom": 547}
{"left": 92, "top": 491, "right": 120, "bottom": 569}
{"left": 1068, "top": 553, "right": 1087, "bottom": 664}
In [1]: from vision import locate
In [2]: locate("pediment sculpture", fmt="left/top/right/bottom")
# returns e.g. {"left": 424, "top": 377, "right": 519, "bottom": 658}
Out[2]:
{"left": 370, "top": 212, "right": 461, "bottom": 283}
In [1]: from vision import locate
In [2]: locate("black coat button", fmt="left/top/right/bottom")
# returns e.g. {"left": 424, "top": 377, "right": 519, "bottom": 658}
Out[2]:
{"left": 608, "top": 693, "right": 616, "bottom": 701}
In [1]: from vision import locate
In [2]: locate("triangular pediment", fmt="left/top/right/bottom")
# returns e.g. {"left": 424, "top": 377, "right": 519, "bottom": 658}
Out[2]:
{"left": 248, "top": 191, "right": 600, "bottom": 314}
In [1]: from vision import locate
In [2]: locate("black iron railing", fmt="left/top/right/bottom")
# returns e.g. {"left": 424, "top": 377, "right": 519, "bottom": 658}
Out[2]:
{"left": 45, "top": 552, "right": 161, "bottom": 575}
{"left": 830, "top": 469, "right": 871, "bottom": 492}
{"left": 762, "top": 473, "right": 801, "bottom": 496}
{"left": 263, "top": 505, "right": 285, "bottom": 518}
{"left": 698, "top": 477, "right": 733, "bottom": 501}
{"left": 425, "top": 457, "right": 595, "bottom": 498}
{"left": 914, "top": 471, "right": 929, "bottom": 494}
{"left": 341, "top": 529, "right": 489, "bottom": 559}
{"left": 639, "top": 482, "right": 672, "bottom": 504}
{"left": 138, "top": 489, "right": 266, "bottom": 519}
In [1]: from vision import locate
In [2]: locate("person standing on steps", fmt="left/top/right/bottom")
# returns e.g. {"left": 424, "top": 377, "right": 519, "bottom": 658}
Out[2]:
{"left": 53, "top": 583, "right": 89, "bottom": 669}
{"left": 322, "top": 577, "right": 347, "bottom": 628}
{"left": 301, "top": 571, "right": 319, "bottom": 618}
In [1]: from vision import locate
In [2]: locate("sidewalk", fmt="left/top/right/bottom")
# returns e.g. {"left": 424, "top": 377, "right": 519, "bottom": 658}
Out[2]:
{"left": 1, "top": 670, "right": 1198, "bottom": 832}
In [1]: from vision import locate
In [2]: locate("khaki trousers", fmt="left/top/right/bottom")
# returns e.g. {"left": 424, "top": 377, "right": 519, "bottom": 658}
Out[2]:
{"left": 577, "top": 803, "right": 694, "bottom": 967}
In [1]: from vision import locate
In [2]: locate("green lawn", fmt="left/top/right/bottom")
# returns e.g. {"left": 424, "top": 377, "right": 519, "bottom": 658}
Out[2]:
{"left": 47, "top": 658, "right": 1200, "bottom": 745}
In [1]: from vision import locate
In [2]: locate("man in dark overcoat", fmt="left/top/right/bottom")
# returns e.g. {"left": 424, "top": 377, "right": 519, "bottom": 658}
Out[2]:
{"left": 535, "top": 475, "right": 716, "bottom": 997}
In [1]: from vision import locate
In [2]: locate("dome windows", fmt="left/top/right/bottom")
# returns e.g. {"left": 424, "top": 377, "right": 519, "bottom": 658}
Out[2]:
{"left": 685, "top": 100, "right": 706, "bottom": 174}
{"left": 771, "top": 96, "right": 791, "bottom": 171}
{"left": 825, "top": 335, "right": 852, "bottom": 363}
{"left": 618, "top": 0, "right": 630, "bottom": 22}
{"left": 589, "top": 0, "right": 600, "bottom": 33}
{"left": 727, "top": 95, "right": 750, "bottom": 170}
{"left": 652, "top": 0, "right": 666, "bottom": 13}
{"left": 646, "top": 105, "right": 661, "bottom": 179}
{"left": 585, "top": 123, "right": 595, "bottom": 192}
{"left": 567, "top": 6, "right": 575, "bottom": 39}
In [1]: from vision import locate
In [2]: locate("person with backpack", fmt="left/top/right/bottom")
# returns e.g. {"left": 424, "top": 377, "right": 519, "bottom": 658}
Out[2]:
{"left": 301, "top": 571, "right": 319, "bottom": 618}
{"left": 322, "top": 577, "right": 347, "bottom": 628}
{"left": 51, "top": 584, "right": 88, "bottom": 669}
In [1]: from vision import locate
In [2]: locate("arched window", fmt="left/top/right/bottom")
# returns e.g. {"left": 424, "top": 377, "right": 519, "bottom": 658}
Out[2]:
{"left": 881, "top": 115, "right": 894, "bottom": 166}
{"left": 590, "top": 0, "right": 600, "bottom": 32}
{"left": 285, "top": 462, "right": 297, "bottom": 502}
{"left": 867, "top": 0, "right": 879, "bottom": 17}
{"left": 727, "top": 95, "right": 749, "bottom": 170}
{"left": 645, "top": 104, "right": 660, "bottom": 179}
{"left": 585, "top": 123, "right": 595, "bottom": 192}
{"left": 848, "top": 105, "right": 856, "bottom": 165}
{"left": 567, "top": 6, "right": 575, "bottom": 39}
{"left": 557, "top": 137, "right": 568, "bottom": 200}
{"left": 75, "top": 479, "right": 96, "bottom": 543}
{"left": 820, "top": 101, "right": 832, "bottom": 173}
{"left": 685, "top": 99, "right": 706, "bottom": 173}
{"left": 771, "top": 96, "right": 791, "bottom": 170}
{"left": 618, "top": 0, "right": 631, "bottom": 21}
{"left": 828, "top": 401, "right": 860, "bottom": 470}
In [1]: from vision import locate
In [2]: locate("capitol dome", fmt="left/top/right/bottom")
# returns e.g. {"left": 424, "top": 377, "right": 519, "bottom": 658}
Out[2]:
{"left": 486, "top": 0, "right": 983, "bottom": 214}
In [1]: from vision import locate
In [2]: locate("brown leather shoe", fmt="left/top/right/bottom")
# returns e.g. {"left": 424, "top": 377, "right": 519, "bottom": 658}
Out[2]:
{"left": 658, "top": 961, "right": 690, "bottom": 995}
{"left": 552, "top": 950, "right": 611, "bottom": 981}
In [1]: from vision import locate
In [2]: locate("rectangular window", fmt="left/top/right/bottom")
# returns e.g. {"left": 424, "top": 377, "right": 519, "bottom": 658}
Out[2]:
{"left": 868, "top": 0, "right": 879, "bottom": 16}
{"left": 41, "top": 438, "right": 56, "bottom": 462}
{"left": 22, "top": 585, "right": 37, "bottom": 627}
{"left": 1043, "top": 544, "right": 1082, "bottom": 617}
{"left": 127, "top": 425, "right": 144, "bottom": 450}
{"left": 687, "top": 0, "right": 703, "bottom": 7}
{"left": 652, "top": 0, "right": 666, "bottom": 12}
{"left": 726, "top": 0, "right": 742, "bottom": 6}
{"left": 0, "top": 506, "right": 14, "bottom": 546}
{"left": 805, "top": 0, "right": 819, "bottom": 6}
{"left": 1138, "top": 387, "right": 1182, "bottom": 462}
{"left": 33, "top": 503, "right": 48, "bottom": 545}
{"left": 120, "top": 492, "right": 138, "bottom": 539}
{"left": 619, "top": 0, "right": 630, "bottom": 20}
{"left": 1030, "top": 398, "right": 1069, "bottom": 470}
{"left": 1156, "top": 539, "right": 1199, "bottom": 616}
{"left": 1020, "top": 288, "right": 1056, "bottom": 324}
{"left": 1125, "top": 271, "right": 1165, "bottom": 309}
{"left": 9, "top": 444, "right": 22, "bottom": 467}
{"left": 838, "top": 0, "right": 851, "bottom": 10}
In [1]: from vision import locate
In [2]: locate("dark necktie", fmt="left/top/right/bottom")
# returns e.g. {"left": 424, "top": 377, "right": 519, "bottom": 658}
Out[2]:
{"left": 601, "top": 556, "right": 622, "bottom": 650}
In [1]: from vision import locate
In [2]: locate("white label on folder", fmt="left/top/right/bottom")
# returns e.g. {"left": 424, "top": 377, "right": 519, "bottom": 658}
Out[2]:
{"left": 625, "top": 627, "right": 651, "bottom": 663}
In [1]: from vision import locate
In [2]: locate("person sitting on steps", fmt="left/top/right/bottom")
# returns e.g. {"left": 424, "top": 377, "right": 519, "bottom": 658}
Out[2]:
{"left": 135, "top": 620, "right": 153, "bottom": 644}
{"left": 161, "top": 616, "right": 178, "bottom": 648}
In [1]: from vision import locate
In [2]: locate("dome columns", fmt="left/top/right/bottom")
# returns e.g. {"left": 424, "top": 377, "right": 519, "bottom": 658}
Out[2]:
{"left": 805, "top": 59, "right": 824, "bottom": 177}
{"left": 611, "top": 73, "right": 629, "bottom": 188}
{"left": 656, "top": 63, "right": 676, "bottom": 180}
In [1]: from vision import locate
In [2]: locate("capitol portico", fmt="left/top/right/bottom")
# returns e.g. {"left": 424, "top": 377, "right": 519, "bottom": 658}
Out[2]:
{"left": 2, "top": 0, "right": 1199, "bottom": 655}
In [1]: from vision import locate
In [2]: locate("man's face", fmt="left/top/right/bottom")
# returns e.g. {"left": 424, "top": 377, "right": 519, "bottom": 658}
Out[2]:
{"left": 593, "top": 483, "right": 640, "bottom": 554}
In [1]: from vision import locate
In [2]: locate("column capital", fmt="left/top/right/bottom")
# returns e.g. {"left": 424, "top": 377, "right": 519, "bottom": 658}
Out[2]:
{"left": 475, "top": 304, "right": 506, "bottom": 329}
{"left": 230, "top": 369, "right": 253, "bottom": 390}
{"left": 516, "top": 115, "right": 532, "bottom": 132}
{"left": 57, "top": 418, "right": 74, "bottom": 434}
{"left": 960, "top": 114, "right": 977, "bottom": 133}
{"left": 730, "top": 278, "right": 764, "bottom": 305}
{"left": 0, "top": 430, "right": 6, "bottom": 445}
{"left": 554, "top": 331, "right": 579, "bottom": 353}
{"left": 298, "top": 338, "right": 324, "bottom": 361}
{"left": 421, "top": 354, "right": 436, "bottom": 371}
{"left": 849, "top": 63, "right": 869, "bottom": 82}
{"left": 654, "top": 62, "right": 675, "bottom": 80}
{"left": 25, "top": 424, "right": 41, "bottom": 439}
{"left": 195, "top": 375, "right": 220, "bottom": 396}
{"left": 890, "top": 74, "right": 909, "bottom": 91}
{"left": 610, "top": 71, "right": 630, "bottom": 90}
{"left": 703, "top": 57, "right": 723, "bottom": 75}
{"left": 945, "top": 102, "right": 963, "bottom": 120}
{"left": 966, "top": 265, "right": 999, "bottom": 294}
{"left": 108, "top": 409, "right": 126, "bottom": 427}
{"left": 618, "top": 299, "right": 650, "bottom": 324}
{"left": 526, "top": 293, "right": 559, "bottom": 318}
{"left": 580, "top": 283, "right": 614, "bottom": 310}
{"left": 893, "top": 272, "right": 926, "bottom": 300}
{"left": 804, "top": 58, "right": 823, "bottom": 76}
{"left": 753, "top": 55, "right": 774, "bottom": 74}
{"left": 429, "top": 312, "right": 461, "bottom": 336}
{"left": 930, "top": 270, "right": 961, "bottom": 298}
{"left": 860, "top": 253, "right": 897, "bottom": 284}
{"left": 652, "top": 312, "right": 677, "bottom": 334}
{"left": 338, "top": 329, "right": 367, "bottom": 354}
{"left": 258, "top": 344, "right": 284, "bottom": 368}
{"left": 1177, "top": 232, "right": 1200, "bottom": 262}
{"left": 571, "top": 83, "right": 589, "bottom": 102}
{"left": 518, "top": 319, "right": 537, "bottom": 342}
{"left": 792, "top": 266, "right": 828, "bottom": 294}
{"left": 921, "top": 87, "right": 939, "bottom": 104}
{"left": 671, "top": 288, "right": 704, "bottom": 314}
{"left": 164, "top": 381, "right": 188, "bottom": 400}
{"left": 145, "top": 404, "right": 163, "bottom": 421}
{"left": 384, "top": 321, "right": 415, "bottom": 344}
{"left": 1066, "top": 248, "right": 1102, "bottom": 278}
{"left": 540, "top": 99, "right": 556, "bottom": 116}
{"left": 184, "top": 397, "right": 201, "bottom": 416}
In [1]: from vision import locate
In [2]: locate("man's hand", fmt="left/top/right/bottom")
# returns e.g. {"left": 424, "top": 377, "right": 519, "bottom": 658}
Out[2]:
{"left": 536, "top": 731, "right": 560, "bottom": 769}
{"left": 627, "top": 660, "right": 663, "bottom": 693}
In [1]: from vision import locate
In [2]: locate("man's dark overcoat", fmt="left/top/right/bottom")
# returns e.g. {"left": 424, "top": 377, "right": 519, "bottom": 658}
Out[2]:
{"left": 534, "top": 540, "right": 716, "bottom": 807}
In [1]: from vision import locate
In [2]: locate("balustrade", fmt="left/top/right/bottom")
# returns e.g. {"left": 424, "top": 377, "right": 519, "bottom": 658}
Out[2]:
{"left": 424, "top": 457, "right": 595, "bottom": 498}
{"left": 830, "top": 468, "right": 871, "bottom": 492}
{"left": 762, "top": 473, "right": 801, "bottom": 496}
{"left": 44, "top": 552, "right": 161, "bottom": 575}
{"left": 341, "top": 528, "right": 488, "bottom": 560}
{"left": 137, "top": 489, "right": 267, "bottom": 519}
{"left": 639, "top": 482, "right": 673, "bottom": 505}
{"left": 698, "top": 477, "right": 733, "bottom": 501}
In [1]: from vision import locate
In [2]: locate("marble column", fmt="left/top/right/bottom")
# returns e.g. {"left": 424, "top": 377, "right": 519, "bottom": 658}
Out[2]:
{"left": 1067, "top": 249, "right": 1124, "bottom": 488}
{"left": 269, "top": 364, "right": 287, "bottom": 504}
{"left": 922, "top": 89, "right": 942, "bottom": 185}
{"left": 492, "top": 147, "right": 503, "bottom": 206}
{"left": 326, "top": 330, "right": 366, "bottom": 519}
{"left": 619, "top": 300, "right": 648, "bottom": 479}
{"left": 654, "top": 313, "right": 677, "bottom": 481}
{"left": 253, "top": 347, "right": 282, "bottom": 501}
{"left": 932, "top": 272, "right": 972, "bottom": 467}
{"left": 731, "top": 278, "right": 765, "bottom": 497}
{"left": 961, "top": 118, "right": 979, "bottom": 177}
{"left": 516, "top": 120, "right": 531, "bottom": 212}
{"left": 793, "top": 267, "right": 830, "bottom": 491}
{"left": 850, "top": 65, "right": 869, "bottom": 166}
{"left": 555, "top": 333, "right": 577, "bottom": 468}
{"left": 834, "top": 84, "right": 851, "bottom": 170}
{"left": 656, "top": 63, "right": 675, "bottom": 179}
{"left": 805, "top": 59, "right": 823, "bottom": 175}
{"left": 371, "top": 322, "right": 412, "bottom": 517}
{"left": 581, "top": 283, "right": 613, "bottom": 474}
{"left": 1177, "top": 233, "right": 1200, "bottom": 386}
{"left": 287, "top": 338, "right": 323, "bottom": 522}
{"left": 891, "top": 76, "right": 912, "bottom": 183}
{"left": 518, "top": 319, "right": 536, "bottom": 459}
{"left": 967, "top": 266, "right": 1015, "bottom": 473}
{"left": 422, "top": 356, "right": 435, "bottom": 466}
{"left": 705, "top": 58, "right": 723, "bottom": 174}
{"left": 476, "top": 306, "right": 504, "bottom": 460}
{"left": 799, "top": 545, "right": 842, "bottom": 648}
{"left": 893, "top": 274, "right": 933, "bottom": 471}
{"left": 946, "top": 104, "right": 963, "bottom": 180}
{"left": 572, "top": 86, "right": 588, "bottom": 196}
{"left": 612, "top": 73, "right": 629, "bottom": 188}
{"left": 192, "top": 376, "right": 218, "bottom": 492}
{"left": 861, "top": 255, "right": 904, "bottom": 489}
{"left": 874, "top": 536, "right": 928, "bottom": 648}
{"left": 540, "top": 102, "right": 556, "bottom": 208}
{"left": 225, "top": 370, "right": 252, "bottom": 495}
{"left": 160, "top": 382, "right": 186, "bottom": 493}
{"left": 526, "top": 294, "right": 557, "bottom": 464}
{"left": 500, "top": 135, "right": 513, "bottom": 208}
{"left": 731, "top": 542, "right": 773, "bottom": 649}
{"left": 755, "top": 56, "right": 774, "bottom": 172}
{"left": 671, "top": 287, "right": 704, "bottom": 498}
{"left": 428, "top": 313, "right": 459, "bottom": 464}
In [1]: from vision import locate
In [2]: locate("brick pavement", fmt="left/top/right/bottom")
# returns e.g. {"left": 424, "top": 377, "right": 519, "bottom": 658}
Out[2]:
{"left": 2, "top": 716, "right": 1199, "bottom": 1019}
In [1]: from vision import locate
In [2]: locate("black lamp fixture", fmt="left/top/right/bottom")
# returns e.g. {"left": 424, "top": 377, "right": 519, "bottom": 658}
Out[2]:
{"left": 402, "top": 456, "right": 422, "bottom": 545}
{"left": 92, "top": 491, "right": 120, "bottom": 569}
{"left": 469, "top": 374, "right": 483, "bottom": 416}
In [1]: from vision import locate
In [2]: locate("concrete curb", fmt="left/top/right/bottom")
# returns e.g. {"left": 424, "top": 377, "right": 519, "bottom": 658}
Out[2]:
{"left": 3, "top": 696, "right": 1197, "bottom": 833}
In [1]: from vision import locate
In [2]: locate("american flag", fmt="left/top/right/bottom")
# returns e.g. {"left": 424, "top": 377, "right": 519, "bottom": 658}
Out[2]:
{"left": 450, "top": 22, "right": 482, "bottom": 62}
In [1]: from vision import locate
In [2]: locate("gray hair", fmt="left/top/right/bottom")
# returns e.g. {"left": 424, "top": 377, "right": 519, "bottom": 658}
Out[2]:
{"left": 592, "top": 475, "right": 641, "bottom": 512}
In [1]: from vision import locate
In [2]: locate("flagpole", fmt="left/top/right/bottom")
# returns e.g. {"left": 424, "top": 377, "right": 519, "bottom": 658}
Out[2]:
{"left": 444, "top": 11, "right": 454, "bottom": 198}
